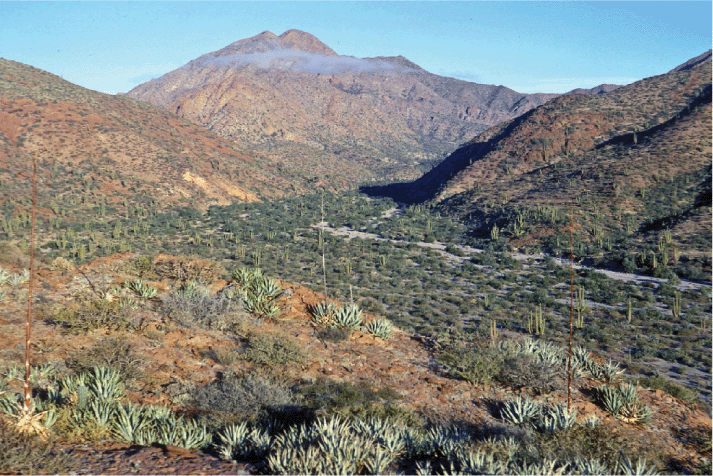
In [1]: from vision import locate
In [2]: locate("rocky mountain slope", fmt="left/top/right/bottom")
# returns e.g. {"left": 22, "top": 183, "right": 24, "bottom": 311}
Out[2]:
{"left": 367, "top": 51, "right": 711, "bottom": 279}
{"left": 0, "top": 58, "right": 379, "bottom": 226}
{"left": 125, "top": 29, "right": 567, "bottom": 182}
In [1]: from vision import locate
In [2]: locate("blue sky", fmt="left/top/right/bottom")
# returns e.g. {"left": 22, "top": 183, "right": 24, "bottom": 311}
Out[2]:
{"left": 1, "top": 1, "right": 710, "bottom": 95}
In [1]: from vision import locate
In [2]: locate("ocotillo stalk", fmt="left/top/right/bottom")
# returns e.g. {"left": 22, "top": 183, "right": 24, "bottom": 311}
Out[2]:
{"left": 321, "top": 193, "right": 328, "bottom": 300}
{"left": 568, "top": 204, "right": 574, "bottom": 411}
{"left": 23, "top": 152, "right": 38, "bottom": 416}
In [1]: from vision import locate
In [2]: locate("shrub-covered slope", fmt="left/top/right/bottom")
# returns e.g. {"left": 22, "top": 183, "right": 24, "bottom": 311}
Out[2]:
{"left": 370, "top": 54, "right": 712, "bottom": 281}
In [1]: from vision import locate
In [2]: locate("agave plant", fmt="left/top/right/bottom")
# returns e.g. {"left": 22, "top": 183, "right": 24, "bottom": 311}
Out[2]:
{"left": 218, "top": 421, "right": 250, "bottom": 460}
{"left": 572, "top": 457, "right": 609, "bottom": 475}
{"left": 501, "top": 396, "right": 542, "bottom": 426}
{"left": 88, "top": 399, "right": 117, "bottom": 428}
{"left": 617, "top": 455, "right": 660, "bottom": 475}
{"left": 589, "top": 359, "right": 625, "bottom": 383}
{"left": 8, "top": 269, "right": 30, "bottom": 286}
{"left": 333, "top": 303, "right": 363, "bottom": 330}
{"left": 365, "top": 446, "right": 395, "bottom": 474}
{"left": 310, "top": 301, "right": 337, "bottom": 327}
{"left": 597, "top": 383, "right": 653, "bottom": 425}
{"left": 112, "top": 402, "right": 150, "bottom": 444}
{"left": 232, "top": 268, "right": 283, "bottom": 319}
{"left": 155, "top": 415, "right": 211, "bottom": 450}
{"left": 88, "top": 367, "right": 125, "bottom": 402}
{"left": 0, "top": 266, "right": 10, "bottom": 286}
{"left": 537, "top": 403, "right": 578, "bottom": 433}
{"left": 364, "top": 318, "right": 394, "bottom": 340}
{"left": 124, "top": 279, "right": 158, "bottom": 299}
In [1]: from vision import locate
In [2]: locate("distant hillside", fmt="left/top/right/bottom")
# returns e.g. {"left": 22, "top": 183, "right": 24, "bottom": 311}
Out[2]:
{"left": 366, "top": 53, "right": 712, "bottom": 281}
{"left": 125, "top": 29, "right": 569, "bottom": 182}
{"left": 566, "top": 84, "right": 621, "bottom": 96}
{"left": 0, "top": 58, "right": 373, "bottom": 225}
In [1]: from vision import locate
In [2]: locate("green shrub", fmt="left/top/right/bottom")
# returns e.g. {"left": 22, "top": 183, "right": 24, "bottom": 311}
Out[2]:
{"left": 636, "top": 375, "right": 699, "bottom": 405}
{"left": 435, "top": 333, "right": 505, "bottom": 386}
{"left": 240, "top": 332, "right": 306, "bottom": 366}
{"left": 162, "top": 281, "right": 244, "bottom": 332}
{"left": 190, "top": 372, "right": 294, "bottom": 424}
{"left": 47, "top": 298, "right": 140, "bottom": 333}
{"left": 297, "top": 378, "right": 410, "bottom": 423}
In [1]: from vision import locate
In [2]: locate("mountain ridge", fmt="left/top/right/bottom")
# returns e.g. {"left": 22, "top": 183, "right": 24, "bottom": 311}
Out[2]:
{"left": 125, "top": 29, "right": 591, "bottom": 182}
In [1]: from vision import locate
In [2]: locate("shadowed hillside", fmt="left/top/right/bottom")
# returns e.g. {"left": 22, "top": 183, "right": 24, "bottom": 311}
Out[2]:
{"left": 364, "top": 53, "right": 712, "bottom": 282}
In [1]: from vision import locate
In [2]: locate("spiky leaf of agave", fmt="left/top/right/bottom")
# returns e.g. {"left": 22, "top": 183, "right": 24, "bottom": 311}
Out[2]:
{"left": 333, "top": 303, "right": 363, "bottom": 330}
{"left": 364, "top": 319, "right": 394, "bottom": 339}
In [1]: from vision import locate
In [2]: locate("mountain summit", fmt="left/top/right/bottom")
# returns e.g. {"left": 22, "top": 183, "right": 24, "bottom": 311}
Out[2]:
{"left": 126, "top": 30, "right": 571, "bottom": 183}
{"left": 208, "top": 29, "right": 339, "bottom": 57}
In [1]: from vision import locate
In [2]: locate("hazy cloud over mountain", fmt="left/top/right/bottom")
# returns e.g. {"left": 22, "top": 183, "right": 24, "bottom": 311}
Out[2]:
{"left": 192, "top": 49, "right": 416, "bottom": 75}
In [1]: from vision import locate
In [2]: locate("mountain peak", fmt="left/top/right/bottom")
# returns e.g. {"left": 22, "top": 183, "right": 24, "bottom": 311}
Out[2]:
{"left": 278, "top": 29, "right": 338, "bottom": 57}
{"left": 210, "top": 29, "right": 337, "bottom": 57}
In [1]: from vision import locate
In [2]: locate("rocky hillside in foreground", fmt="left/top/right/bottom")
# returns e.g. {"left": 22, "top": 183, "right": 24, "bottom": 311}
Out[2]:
{"left": 0, "top": 58, "right": 374, "bottom": 225}
{"left": 0, "top": 253, "right": 710, "bottom": 474}
{"left": 125, "top": 29, "right": 568, "bottom": 182}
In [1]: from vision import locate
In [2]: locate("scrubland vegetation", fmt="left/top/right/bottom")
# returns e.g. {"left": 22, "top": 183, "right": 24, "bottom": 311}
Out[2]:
{"left": 0, "top": 186, "right": 710, "bottom": 474}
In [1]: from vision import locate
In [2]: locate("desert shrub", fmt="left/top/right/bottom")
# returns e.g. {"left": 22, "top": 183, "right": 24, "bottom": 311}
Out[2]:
{"left": 522, "top": 421, "right": 666, "bottom": 474}
{"left": 498, "top": 353, "right": 565, "bottom": 395}
{"left": 0, "top": 418, "right": 75, "bottom": 474}
{"left": 47, "top": 298, "right": 140, "bottom": 333}
{"left": 151, "top": 254, "right": 224, "bottom": 282}
{"left": 636, "top": 375, "right": 699, "bottom": 405}
{"left": 127, "top": 255, "right": 153, "bottom": 277}
{"left": 239, "top": 332, "right": 306, "bottom": 366}
{"left": 297, "top": 377, "right": 414, "bottom": 423}
{"left": 436, "top": 338, "right": 505, "bottom": 386}
{"left": 162, "top": 281, "right": 245, "bottom": 332}
{"left": 190, "top": 372, "right": 294, "bottom": 425}
{"left": 316, "top": 326, "right": 351, "bottom": 342}
{"left": 65, "top": 336, "right": 145, "bottom": 383}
